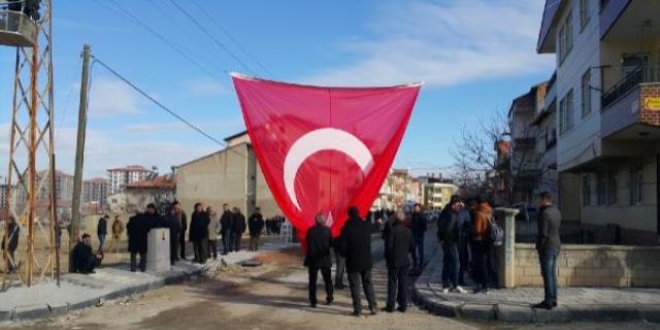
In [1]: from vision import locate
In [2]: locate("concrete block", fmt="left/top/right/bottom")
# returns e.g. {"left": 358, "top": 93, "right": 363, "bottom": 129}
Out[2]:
{"left": 557, "top": 267, "right": 573, "bottom": 277}
{"left": 575, "top": 268, "right": 593, "bottom": 277}
{"left": 531, "top": 276, "right": 543, "bottom": 286}
{"left": 524, "top": 267, "right": 541, "bottom": 276}
{"left": 0, "top": 309, "right": 12, "bottom": 322}
{"left": 12, "top": 306, "right": 51, "bottom": 321}
{"left": 533, "top": 305, "right": 570, "bottom": 323}
{"left": 568, "top": 305, "right": 639, "bottom": 322}
{"left": 429, "top": 301, "right": 461, "bottom": 317}
{"left": 496, "top": 304, "right": 533, "bottom": 323}
{"left": 460, "top": 304, "right": 495, "bottom": 321}
{"left": 147, "top": 229, "right": 171, "bottom": 272}
{"left": 639, "top": 305, "right": 660, "bottom": 323}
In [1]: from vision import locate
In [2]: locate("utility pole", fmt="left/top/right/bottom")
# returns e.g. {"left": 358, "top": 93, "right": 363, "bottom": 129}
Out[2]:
{"left": 69, "top": 44, "right": 91, "bottom": 271}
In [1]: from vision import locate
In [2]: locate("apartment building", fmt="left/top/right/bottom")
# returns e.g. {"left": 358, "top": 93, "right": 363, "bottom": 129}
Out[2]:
{"left": 107, "top": 165, "right": 153, "bottom": 195}
{"left": 418, "top": 176, "right": 456, "bottom": 210}
{"left": 83, "top": 178, "right": 108, "bottom": 206}
{"left": 538, "top": 0, "right": 660, "bottom": 244}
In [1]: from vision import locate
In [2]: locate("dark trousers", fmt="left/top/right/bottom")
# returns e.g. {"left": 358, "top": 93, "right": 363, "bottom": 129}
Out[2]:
{"left": 386, "top": 266, "right": 409, "bottom": 309}
{"left": 193, "top": 239, "right": 208, "bottom": 263}
{"left": 412, "top": 235, "right": 425, "bottom": 269}
{"left": 98, "top": 234, "right": 106, "bottom": 252}
{"left": 334, "top": 248, "right": 346, "bottom": 286}
{"left": 233, "top": 233, "right": 242, "bottom": 252}
{"left": 458, "top": 237, "right": 470, "bottom": 284}
{"left": 249, "top": 236, "right": 260, "bottom": 251}
{"left": 472, "top": 240, "right": 489, "bottom": 290}
{"left": 130, "top": 252, "right": 146, "bottom": 272}
{"left": 170, "top": 239, "right": 178, "bottom": 265}
{"left": 442, "top": 244, "right": 460, "bottom": 288}
{"left": 347, "top": 269, "right": 377, "bottom": 313}
{"left": 7, "top": 250, "right": 16, "bottom": 271}
{"left": 539, "top": 248, "right": 559, "bottom": 304}
{"left": 179, "top": 232, "right": 186, "bottom": 259}
{"left": 208, "top": 239, "right": 218, "bottom": 259}
{"left": 222, "top": 230, "right": 232, "bottom": 254}
{"left": 308, "top": 267, "right": 333, "bottom": 305}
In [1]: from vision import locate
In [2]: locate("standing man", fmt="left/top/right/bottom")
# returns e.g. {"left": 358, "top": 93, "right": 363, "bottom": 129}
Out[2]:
{"left": 457, "top": 197, "right": 472, "bottom": 286}
{"left": 383, "top": 209, "right": 414, "bottom": 313}
{"left": 437, "top": 196, "right": 467, "bottom": 294}
{"left": 220, "top": 204, "right": 233, "bottom": 255}
{"left": 305, "top": 214, "right": 334, "bottom": 308}
{"left": 248, "top": 207, "right": 265, "bottom": 251}
{"left": 165, "top": 207, "right": 181, "bottom": 266}
{"left": 533, "top": 192, "right": 561, "bottom": 310}
{"left": 339, "top": 206, "right": 377, "bottom": 317}
{"left": 126, "top": 212, "right": 149, "bottom": 272}
{"left": 110, "top": 216, "right": 124, "bottom": 254}
{"left": 1, "top": 216, "right": 19, "bottom": 273}
{"left": 97, "top": 215, "right": 108, "bottom": 252}
{"left": 410, "top": 203, "right": 427, "bottom": 274}
{"left": 189, "top": 203, "right": 210, "bottom": 263}
{"left": 471, "top": 196, "right": 493, "bottom": 294}
{"left": 232, "top": 207, "right": 247, "bottom": 252}
{"left": 171, "top": 201, "right": 187, "bottom": 261}
{"left": 207, "top": 206, "right": 221, "bottom": 260}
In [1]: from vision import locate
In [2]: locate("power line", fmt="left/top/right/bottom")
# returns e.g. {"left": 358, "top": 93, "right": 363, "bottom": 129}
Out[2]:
{"left": 167, "top": 0, "right": 259, "bottom": 76}
{"left": 97, "top": 0, "right": 231, "bottom": 89}
{"left": 189, "top": 0, "right": 272, "bottom": 77}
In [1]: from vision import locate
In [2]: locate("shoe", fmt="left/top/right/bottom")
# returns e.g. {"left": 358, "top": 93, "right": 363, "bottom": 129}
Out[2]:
{"left": 532, "top": 302, "right": 553, "bottom": 310}
{"left": 326, "top": 299, "right": 333, "bottom": 306}
{"left": 351, "top": 311, "right": 361, "bottom": 317}
{"left": 441, "top": 288, "right": 450, "bottom": 294}
{"left": 453, "top": 286, "right": 467, "bottom": 294}
{"left": 369, "top": 306, "right": 378, "bottom": 315}
{"left": 396, "top": 306, "right": 407, "bottom": 313}
{"left": 552, "top": 302, "right": 558, "bottom": 307}
{"left": 310, "top": 303, "right": 317, "bottom": 308}
{"left": 382, "top": 307, "right": 394, "bottom": 313}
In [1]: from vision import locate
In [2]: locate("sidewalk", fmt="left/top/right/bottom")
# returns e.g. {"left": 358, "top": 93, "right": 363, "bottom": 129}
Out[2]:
{"left": 0, "top": 241, "right": 297, "bottom": 322}
{"left": 413, "top": 245, "right": 660, "bottom": 323}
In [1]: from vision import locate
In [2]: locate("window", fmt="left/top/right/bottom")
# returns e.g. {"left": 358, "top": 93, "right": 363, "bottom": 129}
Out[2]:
{"left": 629, "top": 163, "right": 643, "bottom": 205}
{"left": 580, "top": 0, "right": 590, "bottom": 30}
{"left": 581, "top": 69, "right": 592, "bottom": 117}
{"left": 582, "top": 175, "right": 592, "bottom": 206}
{"left": 597, "top": 172, "right": 617, "bottom": 205}
{"left": 597, "top": 173, "right": 607, "bottom": 205}
{"left": 558, "top": 11, "right": 574, "bottom": 64}
{"left": 559, "top": 89, "right": 574, "bottom": 134}
{"left": 607, "top": 172, "right": 618, "bottom": 205}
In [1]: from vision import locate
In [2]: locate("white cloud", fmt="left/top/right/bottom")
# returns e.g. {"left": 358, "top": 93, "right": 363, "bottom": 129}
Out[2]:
{"left": 304, "top": 0, "right": 553, "bottom": 87}
{"left": 88, "top": 79, "right": 141, "bottom": 117}
{"left": 183, "top": 78, "right": 229, "bottom": 97}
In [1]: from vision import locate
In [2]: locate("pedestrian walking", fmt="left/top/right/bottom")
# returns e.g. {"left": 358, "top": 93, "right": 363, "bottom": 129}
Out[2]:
{"left": 220, "top": 204, "right": 233, "bottom": 255}
{"left": 338, "top": 206, "right": 377, "bottom": 317}
{"left": 248, "top": 207, "right": 264, "bottom": 251}
{"left": 471, "top": 196, "right": 493, "bottom": 294}
{"left": 1, "top": 216, "right": 19, "bottom": 273}
{"left": 207, "top": 206, "right": 221, "bottom": 260}
{"left": 410, "top": 203, "right": 427, "bottom": 274}
{"left": 171, "top": 201, "right": 187, "bottom": 260}
{"left": 97, "top": 215, "right": 108, "bottom": 252}
{"left": 110, "top": 216, "right": 124, "bottom": 254}
{"left": 232, "top": 207, "right": 246, "bottom": 252}
{"left": 166, "top": 207, "right": 181, "bottom": 266}
{"left": 437, "top": 196, "right": 467, "bottom": 294}
{"left": 533, "top": 192, "right": 562, "bottom": 310}
{"left": 127, "top": 211, "right": 150, "bottom": 272}
{"left": 304, "top": 214, "right": 334, "bottom": 308}
{"left": 190, "top": 203, "right": 210, "bottom": 263}
{"left": 383, "top": 209, "right": 414, "bottom": 313}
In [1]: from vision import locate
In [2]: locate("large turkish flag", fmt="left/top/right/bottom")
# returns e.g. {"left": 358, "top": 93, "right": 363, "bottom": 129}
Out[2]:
{"left": 232, "top": 74, "right": 421, "bottom": 242}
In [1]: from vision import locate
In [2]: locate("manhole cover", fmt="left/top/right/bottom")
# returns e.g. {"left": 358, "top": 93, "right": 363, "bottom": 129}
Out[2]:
{"left": 240, "top": 260, "right": 263, "bottom": 267}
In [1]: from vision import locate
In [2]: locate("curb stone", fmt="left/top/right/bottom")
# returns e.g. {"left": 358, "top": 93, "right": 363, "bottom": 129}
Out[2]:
{"left": 532, "top": 305, "right": 570, "bottom": 323}
{"left": 495, "top": 304, "right": 533, "bottom": 323}
{"left": 460, "top": 303, "right": 496, "bottom": 321}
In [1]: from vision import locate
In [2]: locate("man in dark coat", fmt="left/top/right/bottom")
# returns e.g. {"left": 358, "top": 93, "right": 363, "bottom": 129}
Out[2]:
{"left": 189, "top": 203, "right": 210, "bottom": 263}
{"left": 97, "top": 215, "right": 108, "bottom": 252}
{"left": 220, "top": 203, "right": 233, "bottom": 255}
{"left": 304, "top": 214, "right": 334, "bottom": 308}
{"left": 1, "top": 216, "right": 19, "bottom": 273}
{"left": 232, "top": 207, "right": 247, "bottom": 252}
{"left": 166, "top": 207, "right": 182, "bottom": 266}
{"left": 126, "top": 212, "right": 150, "bottom": 272}
{"left": 437, "top": 196, "right": 466, "bottom": 293}
{"left": 410, "top": 203, "right": 427, "bottom": 273}
{"left": 339, "top": 206, "right": 377, "bottom": 316}
{"left": 171, "top": 201, "right": 187, "bottom": 260}
{"left": 248, "top": 207, "right": 265, "bottom": 251}
{"left": 72, "top": 234, "right": 103, "bottom": 274}
{"left": 383, "top": 209, "right": 414, "bottom": 313}
{"left": 533, "top": 192, "right": 562, "bottom": 310}
{"left": 144, "top": 203, "right": 167, "bottom": 229}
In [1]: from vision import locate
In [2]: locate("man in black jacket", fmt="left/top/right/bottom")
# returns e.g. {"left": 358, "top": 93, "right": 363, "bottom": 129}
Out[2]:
{"left": 533, "top": 192, "right": 562, "bottom": 310}
{"left": 220, "top": 203, "right": 233, "bottom": 255}
{"left": 127, "top": 211, "right": 150, "bottom": 272}
{"left": 305, "top": 214, "right": 334, "bottom": 308}
{"left": 166, "top": 207, "right": 182, "bottom": 266}
{"left": 232, "top": 207, "right": 247, "bottom": 252}
{"left": 248, "top": 207, "right": 265, "bottom": 251}
{"left": 171, "top": 201, "right": 187, "bottom": 260}
{"left": 383, "top": 209, "right": 414, "bottom": 313}
{"left": 97, "top": 215, "right": 108, "bottom": 252}
{"left": 189, "top": 203, "right": 210, "bottom": 263}
{"left": 410, "top": 203, "right": 427, "bottom": 273}
{"left": 437, "top": 196, "right": 466, "bottom": 294}
{"left": 339, "top": 206, "right": 377, "bottom": 316}
{"left": 1, "top": 217, "right": 19, "bottom": 273}
{"left": 72, "top": 234, "right": 103, "bottom": 274}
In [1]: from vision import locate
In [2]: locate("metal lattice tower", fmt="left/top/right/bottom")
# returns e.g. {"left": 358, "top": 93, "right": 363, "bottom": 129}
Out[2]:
{"left": 2, "top": 0, "right": 56, "bottom": 288}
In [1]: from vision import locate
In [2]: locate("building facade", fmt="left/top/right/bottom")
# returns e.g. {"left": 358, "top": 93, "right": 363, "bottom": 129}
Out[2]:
{"left": 418, "top": 176, "right": 456, "bottom": 210}
{"left": 83, "top": 178, "right": 108, "bottom": 207}
{"left": 107, "top": 165, "right": 153, "bottom": 195}
{"left": 538, "top": 0, "right": 660, "bottom": 244}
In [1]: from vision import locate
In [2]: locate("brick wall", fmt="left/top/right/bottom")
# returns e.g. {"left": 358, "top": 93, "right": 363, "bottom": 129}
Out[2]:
{"left": 515, "top": 244, "right": 660, "bottom": 288}
{"left": 639, "top": 83, "right": 660, "bottom": 126}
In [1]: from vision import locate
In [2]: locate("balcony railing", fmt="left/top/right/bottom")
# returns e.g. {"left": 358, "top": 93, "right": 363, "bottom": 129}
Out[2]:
{"left": 602, "top": 66, "right": 660, "bottom": 110}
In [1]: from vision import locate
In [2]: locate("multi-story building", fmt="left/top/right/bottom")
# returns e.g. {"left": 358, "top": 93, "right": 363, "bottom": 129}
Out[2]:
{"left": 537, "top": 0, "right": 660, "bottom": 244}
{"left": 418, "top": 175, "right": 456, "bottom": 210}
{"left": 107, "top": 165, "right": 153, "bottom": 195}
{"left": 83, "top": 178, "right": 108, "bottom": 207}
{"left": 531, "top": 73, "right": 560, "bottom": 202}
{"left": 36, "top": 170, "right": 74, "bottom": 203}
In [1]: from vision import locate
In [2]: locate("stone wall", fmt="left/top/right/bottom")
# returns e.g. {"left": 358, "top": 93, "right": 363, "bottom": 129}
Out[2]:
{"left": 515, "top": 243, "right": 660, "bottom": 288}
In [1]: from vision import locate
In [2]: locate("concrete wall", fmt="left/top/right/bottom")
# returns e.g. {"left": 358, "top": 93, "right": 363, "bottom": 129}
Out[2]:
{"left": 515, "top": 243, "right": 660, "bottom": 287}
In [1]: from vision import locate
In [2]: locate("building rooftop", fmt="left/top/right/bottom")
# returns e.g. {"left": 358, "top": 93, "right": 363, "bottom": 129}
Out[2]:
{"left": 107, "top": 165, "right": 152, "bottom": 172}
{"left": 125, "top": 174, "right": 175, "bottom": 189}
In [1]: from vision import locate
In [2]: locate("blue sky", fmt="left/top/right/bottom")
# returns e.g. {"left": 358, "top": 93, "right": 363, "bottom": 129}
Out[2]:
{"left": 0, "top": 0, "right": 554, "bottom": 179}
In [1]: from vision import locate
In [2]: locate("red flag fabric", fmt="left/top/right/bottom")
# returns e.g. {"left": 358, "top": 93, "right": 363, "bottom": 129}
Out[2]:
{"left": 232, "top": 74, "right": 421, "bottom": 243}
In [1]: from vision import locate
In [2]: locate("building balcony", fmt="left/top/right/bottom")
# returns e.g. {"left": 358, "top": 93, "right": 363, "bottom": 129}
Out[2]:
{"left": 600, "top": 0, "right": 659, "bottom": 41}
{"left": 602, "top": 76, "right": 660, "bottom": 140}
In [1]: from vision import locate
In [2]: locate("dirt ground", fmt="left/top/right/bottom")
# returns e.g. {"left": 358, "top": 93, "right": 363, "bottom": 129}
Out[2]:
{"left": 6, "top": 248, "right": 660, "bottom": 330}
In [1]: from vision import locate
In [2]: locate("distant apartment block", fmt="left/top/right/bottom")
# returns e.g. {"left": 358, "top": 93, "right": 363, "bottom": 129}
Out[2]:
{"left": 36, "top": 170, "right": 74, "bottom": 202}
{"left": 83, "top": 177, "right": 108, "bottom": 206}
{"left": 107, "top": 165, "right": 153, "bottom": 195}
